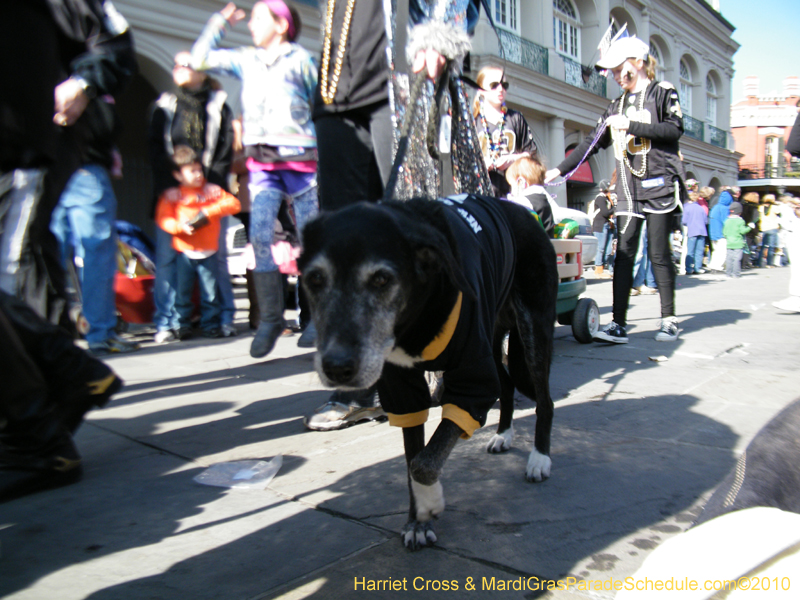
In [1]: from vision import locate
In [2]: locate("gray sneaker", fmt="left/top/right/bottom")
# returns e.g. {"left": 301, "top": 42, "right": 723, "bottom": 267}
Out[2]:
{"left": 655, "top": 317, "right": 680, "bottom": 342}
{"left": 593, "top": 321, "right": 628, "bottom": 344}
{"left": 304, "top": 395, "right": 386, "bottom": 431}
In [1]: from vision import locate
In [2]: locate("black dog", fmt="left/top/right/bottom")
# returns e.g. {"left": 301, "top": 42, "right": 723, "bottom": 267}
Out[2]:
{"left": 299, "top": 194, "right": 558, "bottom": 549}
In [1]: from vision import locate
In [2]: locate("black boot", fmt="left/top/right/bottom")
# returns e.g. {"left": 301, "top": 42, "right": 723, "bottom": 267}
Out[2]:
{"left": 250, "top": 271, "right": 285, "bottom": 358}
{"left": 245, "top": 269, "right": 260, "bottom": 330}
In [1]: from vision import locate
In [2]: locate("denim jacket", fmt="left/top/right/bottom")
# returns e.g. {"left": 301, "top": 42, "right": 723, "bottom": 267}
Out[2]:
{"left": 192, "top": 14, "right": 318, "bottom": 150}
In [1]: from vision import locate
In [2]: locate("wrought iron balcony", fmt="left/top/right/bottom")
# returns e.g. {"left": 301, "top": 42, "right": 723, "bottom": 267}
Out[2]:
{"left": 496, "top": 29, "right": 548, "bottom": 76}
{"left": 738, "top": 162, "right": 800, "bottom": 180}
{"left": 683, "top": 115, "right": 704, "bottom": 142}
{"left": 707, "top": 124, "right": 727, "bottom": 149}
{"left": 562, "top": 56, "right": 607, "bottom": 97}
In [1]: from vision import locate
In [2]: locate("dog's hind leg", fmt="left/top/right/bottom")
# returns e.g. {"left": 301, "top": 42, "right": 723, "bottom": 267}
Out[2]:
{"left": 508, "top": 303, "right": 554, "bottom": 483}
{"left": 487, "top": 328, "right": 515, "bottom": 454}
{"left": 401, "top": 420, "right": 462, "bottom": 550}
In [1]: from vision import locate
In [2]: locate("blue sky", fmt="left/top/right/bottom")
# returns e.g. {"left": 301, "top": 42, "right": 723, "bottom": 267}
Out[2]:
{"left": 721, "top": 0, "right": 800, "bottom": 102}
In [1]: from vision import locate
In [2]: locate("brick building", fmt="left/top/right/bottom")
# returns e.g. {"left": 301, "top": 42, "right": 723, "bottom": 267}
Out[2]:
{"left": 732, "top": 75, "right": 800, "bottom": 194}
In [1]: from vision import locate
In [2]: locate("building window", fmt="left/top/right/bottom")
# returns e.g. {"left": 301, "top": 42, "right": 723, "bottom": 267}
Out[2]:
{"left": 648, "top": 41, "right": 666, "bottom": 81}
{"left": 494, "top": 0, "right": 518, "bottom": 31}
{"left": 553, "top": 0, "right": 580, "bottom": 60}
{"left": 706, "top": 75, "right": 717, "bottom": 127}
{"left": 679, "top": 59, "right": 693, "bottom": 117}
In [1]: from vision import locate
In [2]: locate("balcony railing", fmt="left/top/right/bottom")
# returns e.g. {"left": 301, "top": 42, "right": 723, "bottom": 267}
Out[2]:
{"left": 707, "top": 124, "right": 727, "bottom": 149}
{"left": 563, "top": 56, "right": 607, "bottom": 97}
{"left": 497, "top": 29, "right": 548, "bottom": 76}
{"left": 738, "top": 162, "right": 800, "bottom": 180}
{"left": 683, "top": 115, "right": 704, "bottom": 141}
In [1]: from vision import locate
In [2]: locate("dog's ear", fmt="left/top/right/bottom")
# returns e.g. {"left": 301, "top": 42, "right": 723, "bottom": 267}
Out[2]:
{"left": 297, "top": 212, "right": 328, "bottom": 272}
{"left": 405, "top": 221, "right": 477, "bottom": 301}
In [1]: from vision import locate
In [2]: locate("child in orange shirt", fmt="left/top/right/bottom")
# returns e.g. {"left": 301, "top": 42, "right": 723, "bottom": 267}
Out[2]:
{"left": 156, "top": 146, "right": 241, "bottom": 338}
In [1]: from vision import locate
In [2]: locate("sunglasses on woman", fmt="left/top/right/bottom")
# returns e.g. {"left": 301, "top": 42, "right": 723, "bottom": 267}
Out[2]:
{"left": 487, "top": 80, "right": 509, "bottom": 91}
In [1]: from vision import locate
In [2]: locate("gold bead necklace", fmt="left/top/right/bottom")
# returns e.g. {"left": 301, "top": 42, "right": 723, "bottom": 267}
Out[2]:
{"left": 617, "top": 82, "right": 650, "bottom": 178}
{"left": 319, "top": 0, "right": 357, "bottom": 105}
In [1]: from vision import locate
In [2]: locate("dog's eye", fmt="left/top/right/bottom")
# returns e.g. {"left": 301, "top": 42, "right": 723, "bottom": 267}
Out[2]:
{"left": 304, "top": 270, "right": 326, "bottom": 290}
{"left": 369, "top": 271, "right": 392, "bottom": 290}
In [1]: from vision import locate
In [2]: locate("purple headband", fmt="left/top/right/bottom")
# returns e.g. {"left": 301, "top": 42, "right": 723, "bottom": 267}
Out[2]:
{"left": 259, "top": 0, "right": 296, "bottom": 41}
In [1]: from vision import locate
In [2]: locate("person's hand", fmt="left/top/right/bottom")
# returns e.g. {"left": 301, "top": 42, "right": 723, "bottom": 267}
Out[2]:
{"left": 412, "top": 49, "right": 446, "bottom": 80}
{"left": 605, "top": 114, "right": 630, "bottom": 131}
{"left": 53, "top": 78, "right": 90, "bottom": 127}
{"left": 181, "top": 222, "right": 195, "bottom": 236}
{"left": 220, "top": 2, "right": 246, "bottom": 26}
{"left": 544, "top": 168, "right": 561, "bottom": 184}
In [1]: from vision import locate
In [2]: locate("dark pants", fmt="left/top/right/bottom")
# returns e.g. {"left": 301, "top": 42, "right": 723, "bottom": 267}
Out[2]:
{"left": 613, "top": 210, "right": 677, "bottom": 327}
{"left": 314, "top": 101, "right": 394, "bottom": 210}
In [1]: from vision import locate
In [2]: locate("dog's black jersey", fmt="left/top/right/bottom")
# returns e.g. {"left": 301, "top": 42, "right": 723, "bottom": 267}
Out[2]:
{"left": 378, "top": 194, "right": 516, "bottom": 437}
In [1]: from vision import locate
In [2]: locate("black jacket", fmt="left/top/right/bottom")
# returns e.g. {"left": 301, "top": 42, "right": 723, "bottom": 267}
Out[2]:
{"left": 557, "top": 81, "right": 686, "bottom": 216}
{"left": 312, "top": 0, "right": 481, "bottom": 118}
{"left": 1, "top": 0, "right": 136, "bottom": 171}
{"left": 787, "top": 112, "right": 800, "bottom": 158}
{"left": 591, "top": 192, "right": 614, "bottom": 233}
{"left": 378, "top": 194, "right": 516, "bottom": 430}
{"left": 478, "top": 109, "right": 538, "bottom": 197}
{"left": 148, "top": 89, "right": 234, "bottom": 216}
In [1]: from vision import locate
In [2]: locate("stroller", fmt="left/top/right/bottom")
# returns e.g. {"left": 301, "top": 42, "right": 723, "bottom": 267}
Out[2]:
{"left": 113, "top": 221, "right": 157, "bottom": 331}
{"left": 66, "top": 221, "right": 156, "bottom": 336}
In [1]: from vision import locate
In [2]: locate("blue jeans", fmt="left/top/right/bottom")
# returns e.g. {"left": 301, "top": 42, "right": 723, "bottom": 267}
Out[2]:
{"left": 250, "top": 175, "right": 319, "bottom": 273}
{"left": 593, "top": 224, "right": 614, "bottom": 268}
{"left": 215, "top": 217, "right": 236, "bottom": 326}
{"left": 153, "top": 226, "right": 179, "bottom": 332}
{"left": 759, "top": 229, "right": 779, "bottom": 267}
{"left": 631, "top": 222, "right": 657, "bottom": 289}
{"left": 175, "top": 252, "right": 220, "bottom": 331}
{"left": 686, "top": 236, "right": 706, "bottom": 273}
{"left": 50, "top": 165, "right": 118, "bottom": 344}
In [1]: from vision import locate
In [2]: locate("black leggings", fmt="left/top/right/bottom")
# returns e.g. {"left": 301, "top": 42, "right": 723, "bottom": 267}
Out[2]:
{"left": 613, "top": 209, "right": 677, "bottom": 327}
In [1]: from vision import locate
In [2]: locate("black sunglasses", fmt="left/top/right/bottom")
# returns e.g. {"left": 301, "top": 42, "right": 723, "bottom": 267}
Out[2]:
{"left": 488, "top": 80, "right": 509, "bottom": 91}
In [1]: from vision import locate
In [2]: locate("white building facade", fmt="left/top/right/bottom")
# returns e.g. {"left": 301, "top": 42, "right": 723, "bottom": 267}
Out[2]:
{"left": 469, "top": 0, "right": 741, "bottom": 209}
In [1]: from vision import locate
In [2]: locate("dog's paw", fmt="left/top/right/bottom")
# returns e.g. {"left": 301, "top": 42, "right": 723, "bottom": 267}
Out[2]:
{"left": 486, "top": 426, "right": 514, "bottom": 454}
{"left": 411, "top": 478, "right": 445, "bottom": 521}
{"left": 402, "top": 519, "right": 438, "bottom": 550}
{"left": 526, "top": 449, "right": 552, "bottom": 482}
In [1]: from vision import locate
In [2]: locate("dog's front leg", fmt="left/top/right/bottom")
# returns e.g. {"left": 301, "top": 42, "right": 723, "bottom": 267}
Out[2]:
{"left": 401, "top": 420, "right": 463, "bottom": 550}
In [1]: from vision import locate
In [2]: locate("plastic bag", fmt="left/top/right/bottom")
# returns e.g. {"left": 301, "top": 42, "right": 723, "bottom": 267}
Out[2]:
{"left": 193, "top": 455, "right": 282, "bottom": 490}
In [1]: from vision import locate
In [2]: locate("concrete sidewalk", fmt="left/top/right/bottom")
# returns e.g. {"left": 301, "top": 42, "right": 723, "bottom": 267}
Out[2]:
{"left": 1, "top": 267, "right": 799, "bottom": 600}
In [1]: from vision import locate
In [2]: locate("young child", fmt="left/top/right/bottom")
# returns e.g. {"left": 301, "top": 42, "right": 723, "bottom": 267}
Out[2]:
{"left": 156, "top": 146, "right": 241, "bottom": 338}
{"left": 505, "top": 156, "right": 555, "bottom": 238}
{"left": 722, "top": 201, "right": 753, "bottom": 279}
{"left": 191, "top": 1, "right": 319, "bottom": 359}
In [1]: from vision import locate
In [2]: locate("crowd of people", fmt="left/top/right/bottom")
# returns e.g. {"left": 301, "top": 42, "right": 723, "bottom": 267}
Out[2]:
{"left": 2, "top": 0, "right": 799, "bottom": 503}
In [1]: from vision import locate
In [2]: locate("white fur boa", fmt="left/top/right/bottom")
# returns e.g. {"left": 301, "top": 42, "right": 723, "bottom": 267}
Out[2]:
{"left": 407, "top": 21, "right": 472, "bottom": 70}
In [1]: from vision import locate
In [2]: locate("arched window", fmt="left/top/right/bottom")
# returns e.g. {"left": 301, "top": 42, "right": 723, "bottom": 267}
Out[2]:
{"left": 706, "top": 74, "right": 718, "bottom": 127}
{"left": 679, "top": 59, "right": 693, "bottom": 117}
{"left": 553, "top": 0, "right": 580, "bottom": 60}
{"left": 494, "top": 0, "right": 518, "bottom": 32}
{"left": 648, "top": 41, "right": 666, "bottom": 81}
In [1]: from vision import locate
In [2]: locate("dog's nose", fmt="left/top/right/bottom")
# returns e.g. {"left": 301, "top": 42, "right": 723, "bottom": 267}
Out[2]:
{"left": 321, "top": 348, "right": 359, "bottom": 385}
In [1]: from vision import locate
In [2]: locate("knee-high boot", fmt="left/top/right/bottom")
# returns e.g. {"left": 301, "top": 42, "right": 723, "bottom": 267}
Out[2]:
{"left": 245, "top": 269, "right": 259, "bottom": 329}
{"left": 250, "top": 270, "right": 285, "bottom": 358}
